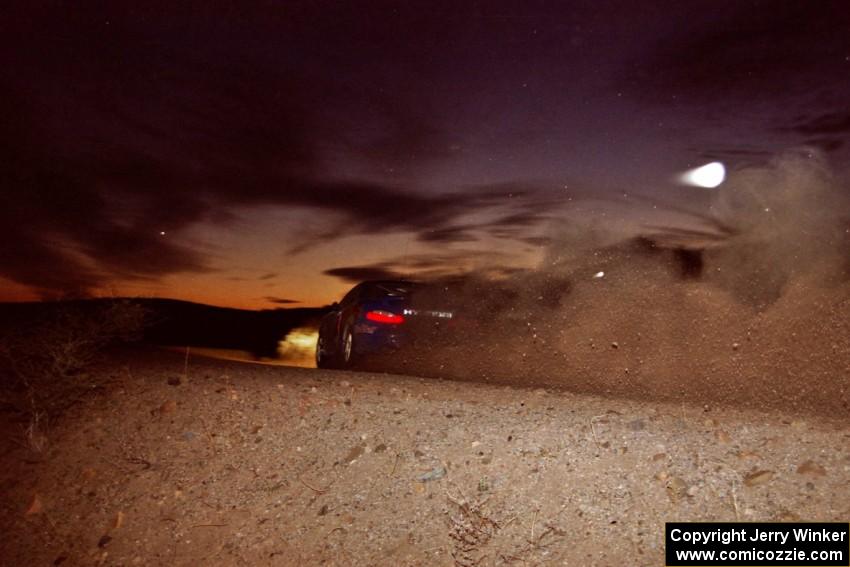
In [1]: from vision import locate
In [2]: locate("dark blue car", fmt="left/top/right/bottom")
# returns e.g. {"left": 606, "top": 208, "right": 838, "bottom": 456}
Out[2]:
{"left": 315, "top": 280, "right": 456, "bottom": 369}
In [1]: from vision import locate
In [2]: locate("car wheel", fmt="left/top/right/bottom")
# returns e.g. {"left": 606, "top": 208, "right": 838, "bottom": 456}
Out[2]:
{"left": 339, "top": 325, "right": 356, "bottom": 368}
{"left": 315, "top": 333, "right": 337, "bottom": 369}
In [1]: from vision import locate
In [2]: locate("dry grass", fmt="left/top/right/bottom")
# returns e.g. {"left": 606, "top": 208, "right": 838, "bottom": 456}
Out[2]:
{"left": 0, "top": 299, "right": 150, "bottom": 452}
{"left": 445, "top": 482, "right": 566, "bottom": 567}
{"left": 23, "top": 410, "right": 49, "bottom": 454}
{"left": 446, "top": 488, "right": 501, "bottom": 567}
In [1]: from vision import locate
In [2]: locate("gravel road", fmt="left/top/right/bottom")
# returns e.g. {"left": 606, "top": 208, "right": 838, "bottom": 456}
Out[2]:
{"left": 1, "top": 349, "right": 848, "bottom": 566}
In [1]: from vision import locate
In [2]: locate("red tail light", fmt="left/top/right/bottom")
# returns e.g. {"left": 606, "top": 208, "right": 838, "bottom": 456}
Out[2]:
{"left": 365, "top": 310, "right": 405, "bottom": 324}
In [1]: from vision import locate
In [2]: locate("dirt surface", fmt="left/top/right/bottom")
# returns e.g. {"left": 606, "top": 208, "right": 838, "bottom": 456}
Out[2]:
{"left": 1, "top": 348, "right": 848, "bottom": 566}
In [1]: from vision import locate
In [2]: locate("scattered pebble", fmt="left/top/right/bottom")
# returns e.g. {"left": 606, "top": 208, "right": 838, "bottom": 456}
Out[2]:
{"left": 417, "top": 466, "right": 446, "bottom": 482}
{"left": 743, "top": 470, "right": 774, "bottom": 487}
{"left": 344, "top": 443, "right": 366, "bottom": 464}
{"left": 797, "top": 461, "right": 826, "bottom": 477}
{"left": 666, "top": 477, "right": 688, "bottom": 503}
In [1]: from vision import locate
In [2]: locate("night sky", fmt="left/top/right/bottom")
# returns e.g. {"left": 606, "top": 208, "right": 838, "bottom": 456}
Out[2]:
{"left": 2, "top": 1, "right": 849, "bottom": 308}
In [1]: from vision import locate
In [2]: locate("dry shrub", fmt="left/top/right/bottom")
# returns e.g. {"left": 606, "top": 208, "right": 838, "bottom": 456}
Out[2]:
{"left": 0, "top": 299, "right": 150, "bottom": 451}
{"left": 447, "top": 493, "right": 501, "bottom": 566}
{"left": 446, "top": 489, "right": 565, "bottom": 567}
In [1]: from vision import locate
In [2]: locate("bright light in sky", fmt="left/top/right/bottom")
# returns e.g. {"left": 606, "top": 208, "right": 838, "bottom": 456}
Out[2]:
{"left": 680, "top": 161, "right": 726, "bottom": 188}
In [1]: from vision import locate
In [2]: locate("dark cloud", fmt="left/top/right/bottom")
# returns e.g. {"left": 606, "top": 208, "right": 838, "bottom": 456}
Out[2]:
{"left": 0, "top": 3, "right": 550, "bottom": 297}
{"left": 693, "top": 146, "right": 776, "bottom": 168}
{"left": 772, "top": 112, "right": 850, "bottom": 155}
{"left": 418, "top": 226, "right": 480, "bottom": 244}
{"left": 323, "top": 266, "right": 405, "bottom": 284}
{"left": 623, "top": 0, "right": 850, "bottom": 160}
{"left": 488, "top": 266, "right": 527, "bottom": 277}
{"left": 803, "top": 139, "right": 845, "bottom": 154}
{"left": 696, "top": 147, "right": 774, "bottom": 158}
{"left": 397, "top": 252, "right": 486, "bottom": 272}
{"left": 258, "top": 273, "right": 278, "bottom": 281}
{"left": 626, "top": 2, "right": 850, "bottom": 105}
{"left": 490, "top": 210, "right": 549, "bottom": 228}
{"left": 521, "top": 236, "right": 552, "bottom": 247}
{"left": 782, "top": 111, "right": 850, "bottom": 137}
{"left": 264, "top": 296, "right": 299, "bottom": 305}
{"left": 16, "top": 1, "right": 833, "bottom": 302}
{"left": 412, "top": 199, "right": 554, "bottom": 245}
{"left": 346, "top": 96, "right": 460, "bottom": 175}
{"left": 323, "top": 246, "right": 523, "bottom": 286}
{"left": 641, "top": 225, "right": 735, "bottom": 249}
{"left": 0, "top": 5, "right": 315, "bottom": 295}
{"left": 483, "top": 209, "right": 551, "bottom": 239}
{"left": 323, "top": 257, "right": 529, "bottom": 288}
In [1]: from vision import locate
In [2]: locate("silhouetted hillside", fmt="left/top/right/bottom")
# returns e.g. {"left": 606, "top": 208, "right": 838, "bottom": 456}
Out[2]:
{"left": 0, "top": 298, "right": 326, "bottom": 359}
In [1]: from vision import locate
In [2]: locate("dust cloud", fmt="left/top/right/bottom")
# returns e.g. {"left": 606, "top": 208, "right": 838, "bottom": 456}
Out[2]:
{"left": 278, "top": 326, "right": 319, "bottom": 368}
{"left": 411, "top": 151, "right": 850, "bottom": 417}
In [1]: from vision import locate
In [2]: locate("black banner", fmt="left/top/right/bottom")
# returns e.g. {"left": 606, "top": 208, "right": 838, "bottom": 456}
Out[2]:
{"left": 666, "top": 522, "right": 849, "bottom": 566}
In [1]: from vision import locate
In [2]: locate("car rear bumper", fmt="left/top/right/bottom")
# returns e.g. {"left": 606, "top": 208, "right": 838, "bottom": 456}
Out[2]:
{"left": 352, "top": 324, "right": 406, "bottom": 354}
{"left": 353, "top": 320, "right": 460, "bottom": 356}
